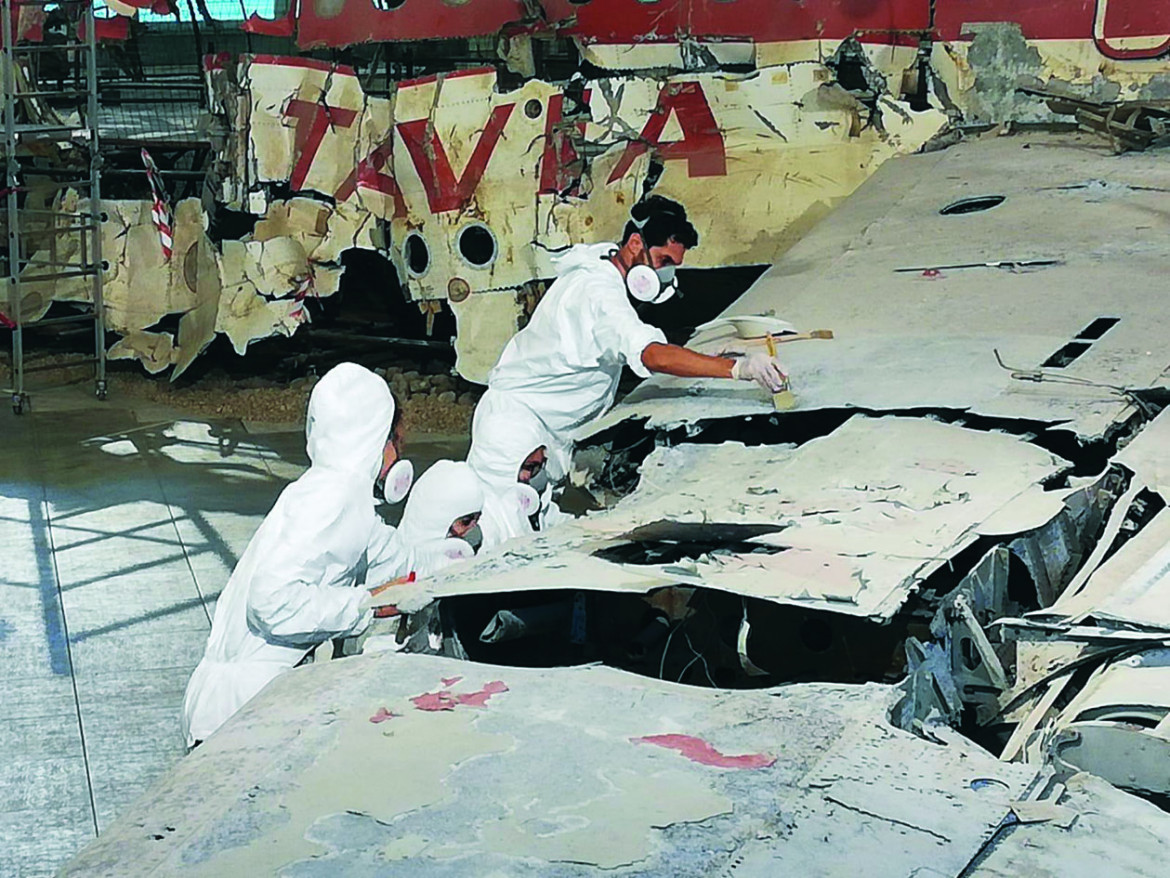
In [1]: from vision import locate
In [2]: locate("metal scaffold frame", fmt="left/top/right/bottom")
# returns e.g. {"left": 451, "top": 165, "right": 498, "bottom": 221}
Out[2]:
{"left": 2, "top": 0, "right": 105, "bottom": 414}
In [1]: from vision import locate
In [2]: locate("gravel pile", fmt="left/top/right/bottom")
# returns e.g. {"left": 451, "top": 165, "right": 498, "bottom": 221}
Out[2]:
{"left": 2, "top": 354, "right": 481, "bottom": 434}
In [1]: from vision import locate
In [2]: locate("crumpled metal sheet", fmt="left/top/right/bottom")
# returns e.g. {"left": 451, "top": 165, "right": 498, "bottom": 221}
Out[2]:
{"left": 93, "top": 194, "right": 333, "bottom": 376}
{"left": 218, "top": 55, "right": 946, "bottom": 380}
{"left": 390, "top": 415, "right": 1067, "bottom": 621}
{"left": 58, "top": 653, "right": 1047, "bottom": 877}
{"left": 590, "top": 133, "right": 1170, "bottom": 443}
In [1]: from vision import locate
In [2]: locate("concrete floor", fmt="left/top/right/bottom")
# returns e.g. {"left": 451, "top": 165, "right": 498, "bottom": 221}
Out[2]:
{"left": 0, "top": 380, "right": 467, "bottom": 876}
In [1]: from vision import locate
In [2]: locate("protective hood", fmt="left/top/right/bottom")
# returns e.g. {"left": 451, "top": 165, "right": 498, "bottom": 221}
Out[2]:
{"left": 305, "top": 362, "right": 395, "bottom": 484}
{"left": 551, "top": 242, "right": 617, "bottom": 278}
{"left": 398, "top": 460, "right": 484, "bottom": 546}
{"left": 468, "top": 394, "right": 552, "bottom": 495}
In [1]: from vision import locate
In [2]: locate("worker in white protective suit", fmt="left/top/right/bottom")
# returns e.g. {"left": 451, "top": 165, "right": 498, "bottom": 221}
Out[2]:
{"left": 479, "top": 195, "right": 787, "bottom": 475}
{"left": 468, "top": 391, "right": 566, "bottom": 548}
{"left": 396, "top": 459, "right": 484, "bottom": 577}
{"left": 181, "top": 362, "right": 429, "bottom": 748}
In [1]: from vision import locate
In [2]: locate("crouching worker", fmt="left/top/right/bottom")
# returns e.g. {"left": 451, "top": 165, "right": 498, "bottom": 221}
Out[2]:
{"left": 396, "top": 460, "right": 484, "bottom": 577}
{"left": 468, "top": 391, "right": 566, "bottom": 549}
{"left": 181, "top": 362, "right": 417, "bottom": 748}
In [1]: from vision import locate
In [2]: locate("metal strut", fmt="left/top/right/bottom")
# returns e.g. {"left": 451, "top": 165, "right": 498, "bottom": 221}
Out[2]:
{"left": 2, "top": 0, "right": 106, "bottom": 413}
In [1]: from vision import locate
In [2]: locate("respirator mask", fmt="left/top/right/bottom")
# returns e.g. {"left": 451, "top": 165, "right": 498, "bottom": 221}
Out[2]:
{"left": 374, "top": 459, "right": 414, "bottom": 505}
{"left": 623, "top": 213, "right": 679, "bottom": 304}
{"left": 459, "top": 523, "right": 484, "bottom": 553}
{"left": 525, "top": 465, "right": 550, "bottom": 496}
{"left": 625, "top": 258, "right": 678, "bottom": 305}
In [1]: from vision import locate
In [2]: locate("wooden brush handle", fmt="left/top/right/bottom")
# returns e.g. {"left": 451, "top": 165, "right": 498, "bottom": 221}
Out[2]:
{"left": 749, "top": 330, "right": 833, "bottom": 344}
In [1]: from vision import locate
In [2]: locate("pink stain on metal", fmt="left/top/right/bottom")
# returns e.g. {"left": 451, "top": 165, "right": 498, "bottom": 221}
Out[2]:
{"left": 410, "top": 690, "right": 459, "bottom": 712}
{"left": 410, "top": 679, "right": 509, "bottom": 712}
{"left": 369, "top": 707, "right": 399, "bottom": 723}
{"left": 441, "top": 676, "right": 464, "bottom": 687}
{"left": 632, "top": 734, "right": 776, "bottom": 769}
{"left": 454, "top": 681, "right": 508, "bottom": 708}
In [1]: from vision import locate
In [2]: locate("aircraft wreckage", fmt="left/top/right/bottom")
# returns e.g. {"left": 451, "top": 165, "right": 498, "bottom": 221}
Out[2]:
{"left": 63, "top": 128, "right": 1170, "bottom": 874}
{"left": 7, "top": 1, "right": 1170, "bottom": 381}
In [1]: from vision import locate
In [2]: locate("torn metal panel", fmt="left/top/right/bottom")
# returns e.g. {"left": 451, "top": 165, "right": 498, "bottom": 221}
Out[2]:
{"left": 592, "top": 133, "right": 1170, "bottom": 443}
{"left": 251, "top": 197, "right": 331, "bottom": 252}
{"left": 174, "top": 216, "right": 224, "bottom": 379}
{"left": 449, "top": 290, "right": 526, "bottom": 384}
{"left": 1020, "top": 87, "right": 1170, "bottom": 152}
{"left": 386, "top": 69, "right": 560, "bottom": 304}
{"left": 241, "top": 236, "right": 310, "bottom": 298}
{"left": 932, "top": 7, "right": 1170, "bottom": 125}
{"left": 106, "top": 330, "right": 177, "bottom": 374}
{"left": 393, "top": 416, "right": 1066, "bottom": 621}
{"left": 243, "top": 56, "right": 374, "bottom": 197}
{"left": 99, "top": 198, "right": 201, "bottom": 333}
{"left": 1032, "top": 413, "right": 1170, "bottom": 627}
{"left": 215, "top": 55, "right": 945, "bottom": 381}
{"left": 968, "top": 772, "right": 1170, "bottom": 878}
{"left": 60, "top": 653, "right": 1047, "bottom": 877}
{"left": 578, "top": 40, "right": 757, "bottom": 73}
{"left": 311, "top": 199, "right": 380, "bottom": 264}
{"left": 767, "top": 721, "right": 1036, "bottom": 876}
{"left": 1115, "top": 406, "right": 1170, "bottom": 499}
{"left": 889, "top": 466, "right": 1122, "bottom": 731}
{"left": 291, "top": 0, "right": 931, "bottom": 54}
{"left": 1047, "top": 507, "right": 1170, "bottom": 630}
{"left": 1039, "top": 651, "right": 1170, "bottom": 797}
{"left": 215, "top": 239, "right": 306, "bottom": 355}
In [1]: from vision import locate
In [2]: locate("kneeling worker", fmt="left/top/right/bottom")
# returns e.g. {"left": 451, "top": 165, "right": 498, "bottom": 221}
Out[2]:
{"left": 469, "top": 392, "right": 563, "bottom": 548}
{"left": 182, "top": 362, "right": 421, "bottom": 747}
{"left": 396, "top": 459, "right": 484, "bottom": 577}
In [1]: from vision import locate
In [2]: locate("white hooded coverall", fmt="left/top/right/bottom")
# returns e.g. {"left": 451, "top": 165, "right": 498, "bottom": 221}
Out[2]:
{"left": 483, "top": 241, "right": 667, "bottom": 472}
{"left": 468, "top": 391, "right": 560, "bottom": 549}
{"left": 181, "top": 363, "right": 409, "bottom": 746}
{"left": 396, "top": 460, "right": 483, "bottom": 577}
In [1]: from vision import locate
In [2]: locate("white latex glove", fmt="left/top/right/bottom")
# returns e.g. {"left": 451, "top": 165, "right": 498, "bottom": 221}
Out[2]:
{"left": 730, "top": 352, "right": 787, "bottom": 393}
{"left": 538, "top": 485, "right": 572, "bottom": 530}
{"left": 408, "top": 537, "right": 475, "bottom": 578}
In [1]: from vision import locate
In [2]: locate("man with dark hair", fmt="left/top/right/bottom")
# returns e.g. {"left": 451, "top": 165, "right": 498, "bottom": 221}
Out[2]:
{"left": 469, "top": 195, "right": 785, "bottom": 498}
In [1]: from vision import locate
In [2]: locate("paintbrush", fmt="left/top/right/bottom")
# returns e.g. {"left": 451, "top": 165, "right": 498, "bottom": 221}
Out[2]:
{"left": 745, "top": 329, "right": 834, "bottom": 345}
{"left": 765, "top": 333, "right": 796, "bottom": 410}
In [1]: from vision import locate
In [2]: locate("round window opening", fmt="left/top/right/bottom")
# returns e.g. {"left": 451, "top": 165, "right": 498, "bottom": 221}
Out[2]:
{"left": 939, "top": 195, "right": 1006, "bottom": 216}
{"left": 404, "top": 233, "right": 430, "bottom": 277}
{"left": 458, "top": 223, "right": 497, "bottom": 268}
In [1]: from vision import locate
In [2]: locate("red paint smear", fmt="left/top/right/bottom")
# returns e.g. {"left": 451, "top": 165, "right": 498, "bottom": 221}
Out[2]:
{"left": 411, "top": 691, "right": 459, "bottom": 712}
{"left": 410, "top": 680, "right": 508, "bottom": 712}
{"left": 454, "top": 680, "right": 508, "bottom": 708}
{"left": 369, "top": 707, "right": 398, "bottom": 724}
{"left": 441, "top": 676, "right": 463, "bottom": 687}
{"left": 632, "top": 734, "right": 775, "bottom": 770}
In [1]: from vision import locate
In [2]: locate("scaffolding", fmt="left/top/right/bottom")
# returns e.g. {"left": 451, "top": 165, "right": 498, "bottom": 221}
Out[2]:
{"left": 1, "top": 0, "right": 105, "bottom": 414}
